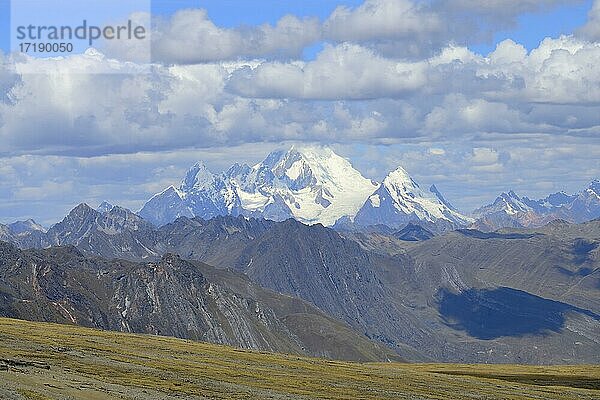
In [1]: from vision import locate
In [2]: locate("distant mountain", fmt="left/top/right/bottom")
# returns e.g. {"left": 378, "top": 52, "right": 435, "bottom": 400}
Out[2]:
{"left": 5, "top": 203, "right": 599, "bottom": 363}
{"left": 45, "top": 204, "right": 157, "bottom": 260}
{"left": 0, "top": 242, "right": 397, "bottom": 362}
{"left": 473, "top": 180, "right": 600, "bottom": 231}
{"left": 159, "top": 217, "right": 600, "bottom": 364}
{"left": 97, "top": 201, "right": 115, "bottom": 213}
{"left": 393, "top": 223, "right": 435, "bottom": 241}
{"left": 0, "top": 219, "right": 48, "bottom": 249}
{"left": 139, "top": 146, "right": 468, "bottom": 230}
{"left": 7, "top": 219, "right": 46, "bottom": 235}
{"left": 354, "top": 166, "right": 472, "bottom": 230}
{"left": 140, "top": 146, "right": 379, "bottom": 227}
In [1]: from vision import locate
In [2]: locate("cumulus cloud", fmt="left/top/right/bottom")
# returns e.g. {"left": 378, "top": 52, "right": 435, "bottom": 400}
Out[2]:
{"left": 324, "top": 0, "right": 441, "bottom": 41}
{"left": 151, "top": 9, "right": 320, "bottom": 63}
{"left": 228, "top": 43, "right": 428, "bottom": 99}
{"left": 126, "top": 1, "right": 589, "bottom": 62}
{"left": 577, "top": 0, "right": 600, "bottom": 41}
{"left": 1, "top": 33, "right": 599, "bottom": 158}
{"left": 227, "top": 36, "right": 600, "bottom": 105}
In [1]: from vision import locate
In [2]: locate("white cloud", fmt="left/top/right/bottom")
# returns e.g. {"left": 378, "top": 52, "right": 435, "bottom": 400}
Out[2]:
{"left": 151, "top": 10, "right": 320, "bottom": 63}
{"left": 577, "top": 0, "right": 600, "bottom": 41}
{"left": 323, "top": 0, "right": 442, "bottom": 42}
{"left": 228, "top": 43, "right": 428, "bottom": 99}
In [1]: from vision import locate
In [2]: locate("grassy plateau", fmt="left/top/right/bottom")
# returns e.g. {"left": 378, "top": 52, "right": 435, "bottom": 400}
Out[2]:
{"left": 0, "top": 317, "right": 597, "bottom": 399}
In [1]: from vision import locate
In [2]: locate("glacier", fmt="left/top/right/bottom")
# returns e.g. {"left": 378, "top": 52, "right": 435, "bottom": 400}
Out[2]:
{"left": 139, "top": 146, "right": 470, "bottom": 229}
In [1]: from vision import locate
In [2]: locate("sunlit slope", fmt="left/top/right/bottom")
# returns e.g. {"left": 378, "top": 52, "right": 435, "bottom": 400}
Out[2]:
{"left": 0, "top": 318, "right": 598, "bottom": 400}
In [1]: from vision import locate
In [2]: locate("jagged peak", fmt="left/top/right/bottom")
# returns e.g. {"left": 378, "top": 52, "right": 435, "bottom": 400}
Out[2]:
{"left": 181, "top": 161, "right": 215, "bottom": 191}
{"left": 383, "top": 166, "right": 419, "bottom": 191}
{"left": 70, "top": 203, "right": 95, "bottom": 214}
{"left": 97, "top": 201, "right": 114, "bottom": 213}
{"left": 106, "top": 205, "right": 136, "bottom": 215}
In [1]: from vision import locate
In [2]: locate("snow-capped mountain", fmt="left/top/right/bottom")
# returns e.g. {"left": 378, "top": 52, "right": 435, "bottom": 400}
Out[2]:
{"left": 140, "top": 146, "right": 379, "bottom": 227}
{"left": 472, "top": 180, "right": 600, "bottom": 231}
{"left": 97, "top": 201, "right": 115, "bottom": 213}
{"left": 139, "top": 145, "right": 471, "bottom": 229}
{"left": 473, "top": 191, "right": 536, "bottom": 218}
{"left": 353, "top": 166, "right": 472, "bottom": 229}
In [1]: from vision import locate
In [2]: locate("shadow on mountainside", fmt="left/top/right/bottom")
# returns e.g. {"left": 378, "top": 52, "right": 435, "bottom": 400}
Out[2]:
{"left": 437, "top": 287, "right": 599, "bottom": 340}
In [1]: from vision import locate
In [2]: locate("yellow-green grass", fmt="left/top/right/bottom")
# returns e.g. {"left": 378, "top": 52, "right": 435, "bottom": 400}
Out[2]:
{"left": 0, "top": 318, "right": 597, "bottom": 400}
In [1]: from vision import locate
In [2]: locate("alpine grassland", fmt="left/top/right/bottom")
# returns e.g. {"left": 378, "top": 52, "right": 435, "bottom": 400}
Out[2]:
{"left": 0, "top": 318, "right": 597, "bottom": 399}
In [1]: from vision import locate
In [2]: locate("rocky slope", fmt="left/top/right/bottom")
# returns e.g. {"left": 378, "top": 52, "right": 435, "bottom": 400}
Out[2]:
{"left": 0, "top": 241, "right": 397, "bottom": 362}
{"left": 4, "top": 204, "right": 599, "bottom": 363}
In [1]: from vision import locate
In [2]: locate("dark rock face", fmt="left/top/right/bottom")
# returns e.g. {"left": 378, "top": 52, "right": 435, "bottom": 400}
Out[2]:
{"left": 0, "top": 242, "right": 397, "bottom": 362}
{"left": 44, "top": 204, "right": 158, "bottom": 260}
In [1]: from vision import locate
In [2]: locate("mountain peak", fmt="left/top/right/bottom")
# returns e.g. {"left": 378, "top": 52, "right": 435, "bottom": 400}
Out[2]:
{"left": 8, "top": 219, "right": 46, "bottom": 235}
{"left": 383, "top": 166, "right": 419, "bottom": 191}
{"left": 70, "top": 203, "right": 95, "bottom": 216}
{"left": 141, "top": 145, "right": 378, "bottom": 227}
{"left": 97, "top": 201, "right": 114, "bottom": 213}
{"left": 181, "top": 161, "right": 215, "bottom": 191}
{"left": 355, "top": 164, "right": 471, "bottom": 229}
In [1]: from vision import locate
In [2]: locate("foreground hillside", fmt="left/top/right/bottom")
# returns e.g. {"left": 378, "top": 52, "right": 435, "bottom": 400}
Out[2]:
{"left": 0, "top": 318, "right": 598, "bottom": 400}
{"left": 0, "top": 242, "right": 396, "bottom": 362}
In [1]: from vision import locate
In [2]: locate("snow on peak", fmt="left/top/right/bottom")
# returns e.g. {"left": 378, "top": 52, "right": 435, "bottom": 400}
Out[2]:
{"left": 235, "top": 145, "right": 378, "bottom": 225}
{"left": 589, "top": 179, "right": 600, "bottom": 194}
{"left": 140, "top": 145, "right": 469, "bottom": 228}
{"left": 140, "top": 145, "right": 379, "bottom": 226}
{"left": 97, "top": 201, "right": 115, "bottom": 213}
{"left": 354, "top": 162, "right": 472, "bottom": 228}
{"left": 180, "top": 161, "right": 216, "bottom": 191}
{"left": 383, "top": 166, "right": 420, "bottom": 192}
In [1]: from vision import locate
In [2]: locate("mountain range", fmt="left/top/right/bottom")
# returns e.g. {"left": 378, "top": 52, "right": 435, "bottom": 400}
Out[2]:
{"left": 472, "top": 180, "right": 600, "bottom": 231}
{"left": 138, "top": 146, "right": 472, "bottom": 231}
{"left": 0, "top": 241, "right": 396, "bottom": 362}
{"left": 137, "top": 146, "right": 599, "bottom": 233}
{"left": 1, "top": 145, "right": 599, "bottom": 364}
{"left": 4, "top": 146, "right": 597, "bottom": 235}
{"left": 1, "top": 201, "right": 598, "bottom": 364}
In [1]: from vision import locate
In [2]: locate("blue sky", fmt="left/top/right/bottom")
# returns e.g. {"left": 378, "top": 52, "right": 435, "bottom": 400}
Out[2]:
{"left": 1, "top": 0, "right": 594, "bottom": 55}
{"left": 0, "top": 0, "right": 599, "bottom": 225}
